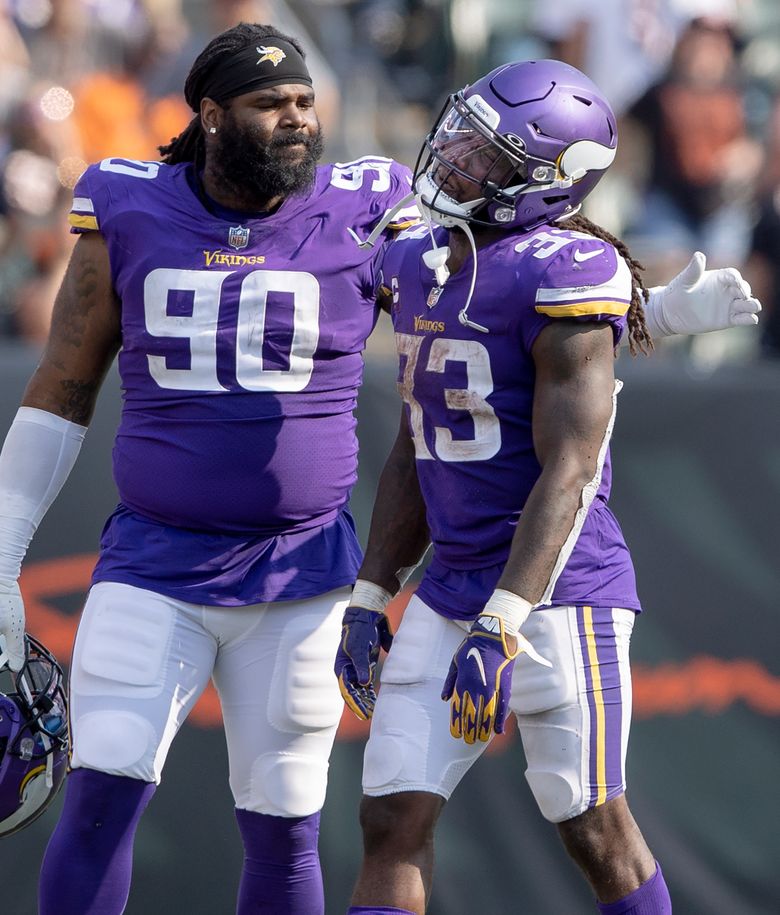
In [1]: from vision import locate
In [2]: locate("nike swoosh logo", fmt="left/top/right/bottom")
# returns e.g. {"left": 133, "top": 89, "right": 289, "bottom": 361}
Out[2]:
{"left": 573, "top": 248, "right": 604, "bottom": 262}
{"left": 466, "top": 647, "right": 487, "bottom": 686}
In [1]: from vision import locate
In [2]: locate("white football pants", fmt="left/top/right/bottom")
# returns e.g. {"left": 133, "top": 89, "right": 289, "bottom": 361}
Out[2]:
{"left": 69, "top": 581, "right": 349, "bottom": 817}
{"left": 362, "top": 594, "right": 635, "bottom": 823}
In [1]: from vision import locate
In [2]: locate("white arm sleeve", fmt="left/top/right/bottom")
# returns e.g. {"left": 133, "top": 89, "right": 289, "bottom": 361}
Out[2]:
{"left": 0, "top": 407, "right": 86, "bottom": 581}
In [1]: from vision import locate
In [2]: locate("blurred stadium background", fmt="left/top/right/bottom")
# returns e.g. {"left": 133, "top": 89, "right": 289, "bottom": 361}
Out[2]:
{"left": 0, "top": 0, "right": 778, "bottom": 912}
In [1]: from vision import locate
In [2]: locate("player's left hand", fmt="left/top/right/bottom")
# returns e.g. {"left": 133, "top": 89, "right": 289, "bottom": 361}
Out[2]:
{"left": 335, "top": 606, "right": 394, "bottom": 721}
{"left": 649, "top": 252, "right": 761, "bottom": 337}
{"left": 442, "top": 614, "right": 550, "bottom": 744}
{"left": 0, "top": 580, "right": 26, "bottom": 672}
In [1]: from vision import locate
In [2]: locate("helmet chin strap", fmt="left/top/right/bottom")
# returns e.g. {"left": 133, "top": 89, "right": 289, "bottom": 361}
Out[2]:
{"left": 417, "top": 200, "right": 488, "bottom": 334}
{"left": 42, "top": 731, "right": 54, "bottom": 787}
{"left": 347, "top": 176, "right": 489, "bottom": 335}
{"left": 454, "top": 219, "right": 488, "bottom": 334}
{"left": 17, "top": 665, "right": 58, "bottom": 787}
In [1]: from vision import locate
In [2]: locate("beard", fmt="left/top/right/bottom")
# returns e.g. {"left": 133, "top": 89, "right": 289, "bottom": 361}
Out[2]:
{"left": 211, "top": 117, "right": 324, "bottom": 205}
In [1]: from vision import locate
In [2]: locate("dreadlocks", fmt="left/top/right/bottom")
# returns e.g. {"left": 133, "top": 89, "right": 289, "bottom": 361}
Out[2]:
{"left": 561, "top": 213, "right": 653, "bottom": 355}
{"left": 158, "top": 23, "right": 308, "bottom": 169}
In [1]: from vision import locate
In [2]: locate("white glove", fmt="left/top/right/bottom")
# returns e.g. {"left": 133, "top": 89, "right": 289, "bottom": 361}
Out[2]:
{"left": 0, "top": 580, "right": 25, "bottom": 672}
{"left": 645, "top": 252, "right": 761, "bottom": 338}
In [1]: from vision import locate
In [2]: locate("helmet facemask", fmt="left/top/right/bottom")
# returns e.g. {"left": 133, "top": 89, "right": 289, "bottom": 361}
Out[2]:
{"left": 413, "top": 92, "right": 529, "bottom": 229}
{"left": 0, "top": 635, "right": 69, "bottom": 838}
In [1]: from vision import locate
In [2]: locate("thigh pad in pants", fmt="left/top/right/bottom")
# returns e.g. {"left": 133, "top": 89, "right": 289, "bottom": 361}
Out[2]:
{"left": 69, "top": 582, "right": 215, "bottom": 782}
{"left": 214, "top": 589, "right": 348, "bottom": 818}
{"left": 511, "top": 606, "right": 635, "bottom": 823}
{"left": 362, "top": 596, "right": 485, "bottom": 800}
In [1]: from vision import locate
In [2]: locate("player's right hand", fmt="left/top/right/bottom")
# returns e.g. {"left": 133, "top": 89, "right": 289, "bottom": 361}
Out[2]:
{"left": 0, "top": 580, "right": 26, "bottom": 672}
{"left": 442, "top": 613, "right": 550, "bottom": 744}
{"left": 334, "top": 606, "right": 394, "bottom": 721}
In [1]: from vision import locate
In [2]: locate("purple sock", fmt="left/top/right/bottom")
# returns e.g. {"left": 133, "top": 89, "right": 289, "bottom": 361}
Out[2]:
{"left": 235, "top": 807, "right": 324, "bottom": 914}
{"left": 38, "top": 768, "right": 155, "bottom": 915}
{"left": 597, "top": 862, "right": 672, "bottom": 914}
{"left": 347, "top": 908, "right": 417, "bottom": 914}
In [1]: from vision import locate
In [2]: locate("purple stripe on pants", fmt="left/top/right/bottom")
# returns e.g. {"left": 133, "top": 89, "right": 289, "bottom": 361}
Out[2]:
{"left": 576, "top": 606, "right": 627, "bottom": 810}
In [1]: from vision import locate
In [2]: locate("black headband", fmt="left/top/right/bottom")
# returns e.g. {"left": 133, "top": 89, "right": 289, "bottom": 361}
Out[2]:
{"left": 195, "top": 38, "right": 312, "bottom": 108}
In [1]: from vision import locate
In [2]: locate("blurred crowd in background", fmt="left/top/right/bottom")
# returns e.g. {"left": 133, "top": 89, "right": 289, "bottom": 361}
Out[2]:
{"left": 2, "top": 0, "right": 780, "bottom": 365}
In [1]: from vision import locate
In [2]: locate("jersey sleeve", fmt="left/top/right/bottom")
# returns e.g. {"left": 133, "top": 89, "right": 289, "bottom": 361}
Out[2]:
{"left": 333, "top": 157, "right": 419, "bottom": 238}
{"left": 68, "top": 165, "right": 101, "bottom": 234}
{"left": 520, "top": 238, "right": 632, "bottom": 352}
{"left": 68, "top": 158, "right": 163, "bottom": 237}
{"left": 372, "top": 159, "right": 419, "bottom": 233}
{"left": 330, "top": 157, "right": 419, "bottom": 301}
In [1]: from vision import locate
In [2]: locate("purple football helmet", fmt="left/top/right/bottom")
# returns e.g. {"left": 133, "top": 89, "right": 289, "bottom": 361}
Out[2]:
{"left": 0, "top": 634, "right": 69, "bottom": 837}
{"left": 413, "top": 59, "right": 617, "bottom": 231}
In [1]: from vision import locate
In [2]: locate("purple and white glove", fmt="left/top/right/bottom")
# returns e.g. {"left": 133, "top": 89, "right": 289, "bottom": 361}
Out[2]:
{"left": 335, "top": 581, "right": 394, "bottom": 721}
{"left": 442, "top": 590, "right": 551, "bottom": 744}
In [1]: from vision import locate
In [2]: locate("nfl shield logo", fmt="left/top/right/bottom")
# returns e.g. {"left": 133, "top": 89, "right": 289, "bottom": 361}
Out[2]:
{"left": 228, "top": 225, "right": 250, "bottom": 250}
{"left": 427, "top": 286, "right": 444, "bottom": 309}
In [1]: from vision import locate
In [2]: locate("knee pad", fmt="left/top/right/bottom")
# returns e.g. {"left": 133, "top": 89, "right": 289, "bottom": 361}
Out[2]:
{"left": 518, "top": 706, "right": 588, "bottom": 823}
{"left": 242, "top": 752, "right": 329, "bottom": 818}
{"left": 362, "top": 691, "right": 423, "bottom": 792}
{"left": 525, "top": 767, "right": 584, "bottom": 823}
{"left": 71, "top": 710, "right": 159, "bottom": 781}
{"left": 362, "top": 685, "right": 476, "bottom": 799}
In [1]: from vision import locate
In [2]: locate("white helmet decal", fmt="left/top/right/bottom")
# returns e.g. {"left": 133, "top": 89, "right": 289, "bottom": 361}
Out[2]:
{"left": 559, "top": 139, "right": 617, "bottom": 181}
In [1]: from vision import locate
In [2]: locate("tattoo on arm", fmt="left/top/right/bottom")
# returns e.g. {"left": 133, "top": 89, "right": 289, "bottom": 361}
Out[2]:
{"left": 54, "top": 245, "right": 101, "bottom": 352}
{"left": 22, "top": 233, "right": 120, "bottom": 424}
{"left": 57, "top": 380, "right": 102, "bottom": 425}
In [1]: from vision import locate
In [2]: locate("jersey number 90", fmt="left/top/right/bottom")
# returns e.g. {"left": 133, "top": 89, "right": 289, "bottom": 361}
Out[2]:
{"left": 144, "top": 268, "right": 320, "bottom": 393}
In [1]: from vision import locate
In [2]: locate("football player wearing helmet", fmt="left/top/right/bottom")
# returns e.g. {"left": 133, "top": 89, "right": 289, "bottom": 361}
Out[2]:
{"left": 337, "top": 60, "right": 759, "bottom": 915}
{"left": 0, "top": 634, "right": 69, "bottom": 838}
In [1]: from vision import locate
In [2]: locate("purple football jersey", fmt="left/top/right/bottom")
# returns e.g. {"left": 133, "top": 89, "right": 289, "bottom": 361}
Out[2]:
{"left": 68, "top": 156, "right": 416, "bottom": 604}
{"left": 382, "top": 224, "right": 640, "bottom": 620}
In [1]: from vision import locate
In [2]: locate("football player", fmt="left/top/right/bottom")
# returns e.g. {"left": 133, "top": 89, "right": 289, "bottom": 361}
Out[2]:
{"left": 335, "top": 60, "right": 760, "bottom": 914}
{"left": 0, "top": 22, "right": 417, "bottom": 915}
